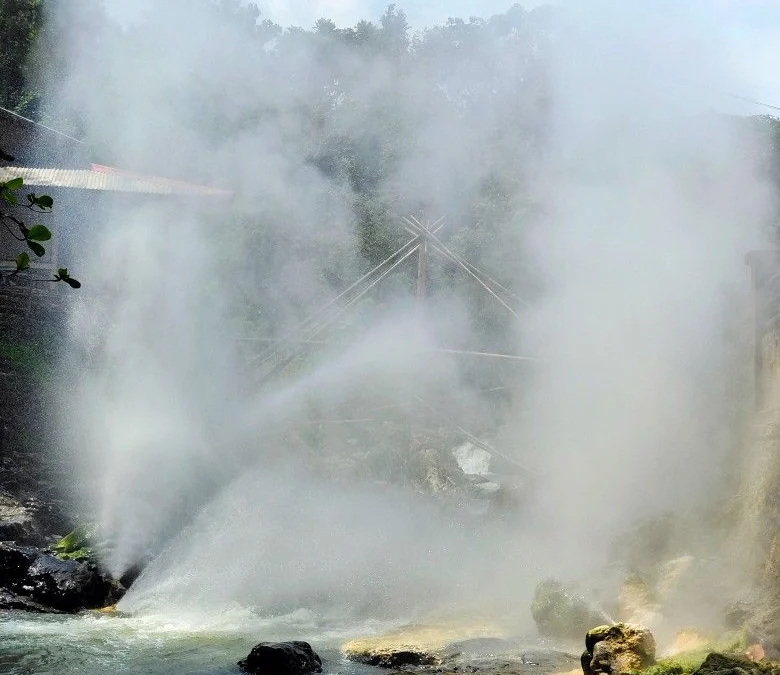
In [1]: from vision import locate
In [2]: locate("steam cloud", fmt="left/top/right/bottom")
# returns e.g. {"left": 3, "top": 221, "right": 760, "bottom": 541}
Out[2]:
{"left": 47, "top": 0, "right": 777, "bottom": 631}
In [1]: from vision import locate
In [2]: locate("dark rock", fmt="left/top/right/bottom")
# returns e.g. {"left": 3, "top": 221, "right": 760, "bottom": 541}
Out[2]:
{"left": 238, "top": 641, "right": 323, "bottom": 675}
{"left": 582, "top": 650, "right": 594, "bottom": 675}
{"left": 0, "top": 588, "right": 64, "bottom": 613}
{"left": 25, "top": 553, "right": 114, "bottom": 611}
{"left": 0, "top": 543, "right": 38, "bottom": 585}
{"left": 0, "top": 542, "right": 119, "bottom": 613}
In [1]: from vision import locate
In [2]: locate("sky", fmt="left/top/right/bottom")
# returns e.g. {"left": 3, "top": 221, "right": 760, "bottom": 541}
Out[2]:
{"left": 99, "top": 0, "right": 780, "bottom": 114}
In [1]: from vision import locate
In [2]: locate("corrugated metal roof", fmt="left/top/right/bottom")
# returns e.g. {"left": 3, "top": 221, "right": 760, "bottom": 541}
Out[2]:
{"left": 0, "top": 164, "right": 230, "bottom": 196}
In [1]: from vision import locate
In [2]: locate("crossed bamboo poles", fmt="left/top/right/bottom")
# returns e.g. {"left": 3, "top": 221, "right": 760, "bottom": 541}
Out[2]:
{"left": 250, "top": 214, "right": 531, "bottom": 380}
{"left": 246, "top": 214, "right": 535, "bottom": 473}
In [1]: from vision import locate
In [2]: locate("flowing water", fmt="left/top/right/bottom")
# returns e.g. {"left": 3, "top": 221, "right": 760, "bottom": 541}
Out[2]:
{"left": 0, "top": 609, "right": 577, "bottom": 675}
{"left": 0, "top": 609, "right": 393, "bottom": 675}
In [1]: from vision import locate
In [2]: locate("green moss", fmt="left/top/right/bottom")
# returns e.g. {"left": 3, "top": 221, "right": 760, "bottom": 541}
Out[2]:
{"left": 51, "top": 525, "right": 97, "bottom": 562}
{"left": 639, "top": 630, "right": 750, "bottom": 675}
{"left": 642, "top": 651, "right": 710, "bottom": 675}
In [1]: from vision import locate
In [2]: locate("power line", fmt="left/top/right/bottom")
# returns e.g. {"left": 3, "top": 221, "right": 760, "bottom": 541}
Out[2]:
{"left": 726, "top": 93, "right": 780, "bottom": 114}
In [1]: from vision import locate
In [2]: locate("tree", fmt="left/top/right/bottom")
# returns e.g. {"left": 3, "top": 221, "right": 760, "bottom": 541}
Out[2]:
{"left": 0, "top": 0, "right": 44, "bottom": 115}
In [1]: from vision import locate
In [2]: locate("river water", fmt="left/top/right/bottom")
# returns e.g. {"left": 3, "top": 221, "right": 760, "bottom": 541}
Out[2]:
{"left": 0, "top": 608, "right": 578, "bottom": 675}
{"left": 0, "top": 608, "right": 387, "bottom": 675}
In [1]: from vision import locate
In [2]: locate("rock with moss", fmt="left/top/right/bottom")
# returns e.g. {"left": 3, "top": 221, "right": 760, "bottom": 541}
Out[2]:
{"left": 581, "top": 623, "right": 655, "bottom": 675}
{"left": 531, "top": 579, "right": 609, "bottom": 640}
{"left": 693, "top": 653, "right": 780, "bottom": 675}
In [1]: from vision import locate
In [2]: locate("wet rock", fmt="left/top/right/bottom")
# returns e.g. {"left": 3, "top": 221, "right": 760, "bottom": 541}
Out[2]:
{"left": 582, "top": 623, "right": 655, "bottom": 675}
{"left": 0, "top": 493, "right": 40, "bottom": 544}
{"left": 0, "top": 542, "right": 119, "bottom": 612}
{"left": 238, "top": 641, "right": 322, "bottom": 675}
{"left": 0, "top": 588, "right": 64, "bottom": 613}
{"left": 531, "top": 579, "right": 608, "bottom": 640}
{"left": 346, "top": 646, "right": 438, "bottom": 669}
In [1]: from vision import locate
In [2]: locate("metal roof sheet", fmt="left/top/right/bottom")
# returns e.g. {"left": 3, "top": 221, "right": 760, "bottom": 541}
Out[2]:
{"left": 0, "top": 164, "right": 229, "bottom": 196}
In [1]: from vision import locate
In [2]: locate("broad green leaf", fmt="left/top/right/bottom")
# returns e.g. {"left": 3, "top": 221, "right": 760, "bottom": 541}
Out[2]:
{"left": 2, "top": 191, "right": 17, "bottom": 205}
{"left": 27, "top": 224, "right": 52, "bottom": 241}
{"left": 27, "top": 241, "right": 45, "bottom": 257}
{"left": 36, "top": 195, "right": 53, "bottom": 209}
{"left": 15, "top": 252, "right": 29, "bottom": 271}
{"left": 4, "top": 177, "right": 23, "bottom": 191}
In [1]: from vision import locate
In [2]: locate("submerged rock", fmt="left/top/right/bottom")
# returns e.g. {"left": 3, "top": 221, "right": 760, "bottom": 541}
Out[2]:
{"left": 238, "top": 641, "right": 322, "bottom": 675}
{"left": 582, "top": 623, "right": 655, "bottom": 675}
{"left": 532, "top": 579, "right": 609, "bottom": 640}
{"left": 342, "top": 620, "right": 511, "bottom": 671}
{"left": 0, "top": 542, "right": 120, "bottom": 612}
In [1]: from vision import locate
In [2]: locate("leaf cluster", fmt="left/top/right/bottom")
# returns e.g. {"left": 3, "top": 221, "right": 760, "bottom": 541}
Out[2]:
{"left": 0, "top": 151, "right": 80, "bottom": 287}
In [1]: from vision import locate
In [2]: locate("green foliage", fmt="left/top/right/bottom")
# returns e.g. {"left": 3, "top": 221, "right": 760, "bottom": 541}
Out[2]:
{"left": 51, "top": 525, "right": 96, "bottom": 562}
{"left": 0, "top": 164, "right": 81, "bottom": 286}
{"left": 0, "top": 0, "right": 44, "bottom": 115}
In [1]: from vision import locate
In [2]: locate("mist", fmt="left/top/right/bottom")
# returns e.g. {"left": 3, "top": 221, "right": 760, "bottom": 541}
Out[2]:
{"left": 43, "top": 0, "right": 777, "bottom": 633}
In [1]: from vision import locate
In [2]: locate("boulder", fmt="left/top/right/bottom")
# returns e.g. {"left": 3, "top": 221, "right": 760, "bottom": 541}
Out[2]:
{"left": 582, "top": 623, "right": 656, "bottom": 675}
{"left": 532, "top": 579, "right": 609, "bottom": 640}
{"left": 238, "top": 641, "right": 322, "bottom": 675}
{"left": 0, "top": 542, "right": 119, "bottom": 612}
